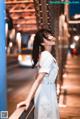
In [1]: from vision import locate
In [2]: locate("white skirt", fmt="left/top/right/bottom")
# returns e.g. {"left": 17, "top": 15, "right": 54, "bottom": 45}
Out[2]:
{"left": 34, "top": 82, "right": 60, "bottom": 119}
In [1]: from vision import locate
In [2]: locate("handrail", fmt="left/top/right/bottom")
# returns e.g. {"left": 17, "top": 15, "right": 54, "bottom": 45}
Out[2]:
{"left": 9, "top": 107, "right": 26, "bottom": 119}
{"left": 9, "top": 100, "right": 34, "bottom": 119}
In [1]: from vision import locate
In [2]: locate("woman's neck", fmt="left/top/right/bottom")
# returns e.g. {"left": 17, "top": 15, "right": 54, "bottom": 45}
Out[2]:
{"left": 44, "top": 46, "right": 52, "bottom": 52}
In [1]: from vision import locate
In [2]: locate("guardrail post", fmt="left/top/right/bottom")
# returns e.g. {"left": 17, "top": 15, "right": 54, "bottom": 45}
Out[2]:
{"left": 0, "top": 0, "right": 7, "bottom": 111}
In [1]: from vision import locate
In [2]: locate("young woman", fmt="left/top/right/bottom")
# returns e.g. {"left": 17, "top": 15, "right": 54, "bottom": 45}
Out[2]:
{"left": 17, "top": 29, "right": 60, "bottom": 119}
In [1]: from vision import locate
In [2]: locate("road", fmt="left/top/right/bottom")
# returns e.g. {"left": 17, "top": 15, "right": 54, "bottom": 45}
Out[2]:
{"left": 7, "top": 59, "right": 37, "bottom": 116}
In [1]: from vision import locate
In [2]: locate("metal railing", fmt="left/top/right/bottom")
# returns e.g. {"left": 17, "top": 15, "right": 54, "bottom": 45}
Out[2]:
{"left": 9, "top": 100, "right": 34, "bottom": 119}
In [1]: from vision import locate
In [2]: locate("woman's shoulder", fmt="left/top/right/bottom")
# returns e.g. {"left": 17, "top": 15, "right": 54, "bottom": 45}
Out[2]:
{"left": 40, "top": 51, "right": 57, "bottom": 64}
{"left": 39, "top": 51, "right": 54, "bottom": 63}
{"left": 41, "top": 50, "right": 52, "bottom": 57}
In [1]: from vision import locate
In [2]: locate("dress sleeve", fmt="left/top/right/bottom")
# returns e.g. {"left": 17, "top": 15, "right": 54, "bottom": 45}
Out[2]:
{"left": 39, "top": 51, "right": 53, "bottom": 74}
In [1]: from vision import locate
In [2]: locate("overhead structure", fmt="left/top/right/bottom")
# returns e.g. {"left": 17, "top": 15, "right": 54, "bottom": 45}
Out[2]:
{"left": 33, "top": 0, "right": 50, "bottom": 30}
{"left": 6, "top": 0, "right": 62, "bottom": 33}
{"left": 34, "top": 0, "right": 62, "bottom": 35}
{"left": 6, "top": 0, "right": 37, "bottom": 33}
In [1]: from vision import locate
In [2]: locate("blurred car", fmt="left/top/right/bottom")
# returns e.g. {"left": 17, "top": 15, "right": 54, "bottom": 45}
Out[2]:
{"left": 18, "top": 34, "right": 35, "bottom": 67}
{"left": 68, "top": 19, "right": 80, "bottom": 55}
{"left": 70, "top": 46, "right": 80, "bottom": 55}
{"left": 70, "top": 37, "right": 80, "bottom": 55}
{"left": 18, "top": 48, "right": 33, "bottom": 67}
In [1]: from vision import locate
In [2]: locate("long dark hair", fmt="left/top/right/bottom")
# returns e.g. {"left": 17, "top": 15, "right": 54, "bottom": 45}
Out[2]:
{"left": 32, "top": 29, "right": 53, "bottom": 68}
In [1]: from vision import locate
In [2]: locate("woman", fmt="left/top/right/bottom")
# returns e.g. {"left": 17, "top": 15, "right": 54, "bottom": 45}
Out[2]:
{"left": 17, "top": 29, "right": 60, "bottom": 119}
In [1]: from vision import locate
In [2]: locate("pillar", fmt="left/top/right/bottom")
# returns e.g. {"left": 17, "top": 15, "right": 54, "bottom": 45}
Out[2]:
{"left": 0, "top": 0, "right": 7, "bottom": 111}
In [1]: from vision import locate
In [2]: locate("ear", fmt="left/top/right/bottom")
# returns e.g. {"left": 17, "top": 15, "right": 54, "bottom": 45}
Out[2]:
{"left": 41, "top": 42, "right": 45, "bottom": 46}
{"left": 41, "top": 38, "right": 49, "bottom": 46}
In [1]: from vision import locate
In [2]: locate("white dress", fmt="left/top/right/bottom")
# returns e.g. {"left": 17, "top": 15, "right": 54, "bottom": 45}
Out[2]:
{"left": 34, "top": 51, "right": 60, "bottom": 119}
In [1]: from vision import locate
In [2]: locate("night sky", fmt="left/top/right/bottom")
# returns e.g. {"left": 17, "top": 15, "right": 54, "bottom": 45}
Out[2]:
{"left": 69, "top": 0, "right": 80, "bottom": 16}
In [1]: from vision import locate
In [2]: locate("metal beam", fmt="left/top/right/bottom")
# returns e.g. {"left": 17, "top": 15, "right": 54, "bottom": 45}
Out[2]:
{"left": 6, "top": 0, "right": 33, "bottom": 4}
{"left": 6, "top": 0, "right": 37, "bottom": 32}
{"left": 33, "top": 0, "right": 50, "bottom": 29}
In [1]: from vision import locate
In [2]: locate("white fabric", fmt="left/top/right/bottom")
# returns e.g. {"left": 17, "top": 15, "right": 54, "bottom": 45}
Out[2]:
{"left": 39, "top": 51, "right": 53, "bottom": 74}
{"left": 34, "top": 51, "right": 60, "bottom": 119}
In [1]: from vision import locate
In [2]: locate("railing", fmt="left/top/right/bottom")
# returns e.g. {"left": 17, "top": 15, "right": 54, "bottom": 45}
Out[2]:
{"left": 9, "top": 107, "right": 26, "bottom": 119}
{"left": 9, "top": 100, "right": 34, "bottom": 119}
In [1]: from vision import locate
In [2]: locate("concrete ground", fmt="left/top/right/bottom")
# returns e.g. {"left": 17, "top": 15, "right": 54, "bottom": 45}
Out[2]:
{"left": 59, "top": 53, "right": 80, "bottom": 119}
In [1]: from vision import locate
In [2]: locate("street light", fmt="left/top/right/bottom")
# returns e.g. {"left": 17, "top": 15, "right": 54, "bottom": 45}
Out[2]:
{"left": 74, "top": 35, "right": 79, "bottom": 41}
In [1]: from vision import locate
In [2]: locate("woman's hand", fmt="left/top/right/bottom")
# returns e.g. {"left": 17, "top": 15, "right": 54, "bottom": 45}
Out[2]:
{"left": 17, "top": 100, "right": 30, "bottom": 110}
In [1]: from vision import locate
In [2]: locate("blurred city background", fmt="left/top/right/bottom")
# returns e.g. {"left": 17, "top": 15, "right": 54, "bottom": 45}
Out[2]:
{"left": 1, "top": 0, "right": 80, "bottom": 118}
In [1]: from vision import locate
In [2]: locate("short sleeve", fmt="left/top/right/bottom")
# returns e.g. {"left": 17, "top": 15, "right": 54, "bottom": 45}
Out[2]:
{"left": 39, "top": 51, "right": 53, "bottom": 74}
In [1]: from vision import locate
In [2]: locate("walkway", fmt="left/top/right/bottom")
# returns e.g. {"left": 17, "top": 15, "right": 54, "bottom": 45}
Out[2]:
{"left": 59, "top": 53, "right": 80, "bottom": 119}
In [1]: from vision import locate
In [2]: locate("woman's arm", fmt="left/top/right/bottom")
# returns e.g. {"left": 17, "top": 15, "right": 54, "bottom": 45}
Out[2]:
{"left": 17, "top": 72, "right": 46, "bottom": 109}
{"left": 25, "top": 72, "right": 45, "bottom": 103}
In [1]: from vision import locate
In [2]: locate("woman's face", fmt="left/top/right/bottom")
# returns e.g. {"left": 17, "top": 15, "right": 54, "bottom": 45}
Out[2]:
{"left": 41, "top": 33, "right": 56, "bottom": 52}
